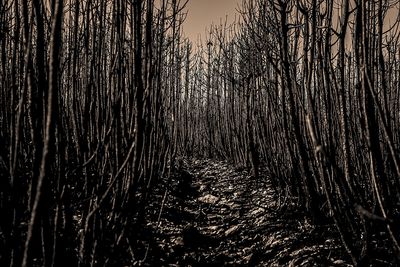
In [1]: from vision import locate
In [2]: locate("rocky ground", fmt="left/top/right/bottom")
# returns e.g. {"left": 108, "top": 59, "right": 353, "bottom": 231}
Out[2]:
{"left": 134, "top": 159, "right": 351, "bottom": 266}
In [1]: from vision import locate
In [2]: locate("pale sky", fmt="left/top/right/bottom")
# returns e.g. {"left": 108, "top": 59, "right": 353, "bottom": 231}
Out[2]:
{"left": 183, "top": 0, "right": 241, "bottom": 43}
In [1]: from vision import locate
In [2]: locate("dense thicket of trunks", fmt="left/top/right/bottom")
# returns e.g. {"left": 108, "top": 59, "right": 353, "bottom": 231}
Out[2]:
{"left": 178, "top": 0, "right": 400, "bottom": 264}
{"left": 0, "top": 0, "right": 189, "bottom": 266}
{"left": 1, "top": 0, "right": 400, "bottom": 266}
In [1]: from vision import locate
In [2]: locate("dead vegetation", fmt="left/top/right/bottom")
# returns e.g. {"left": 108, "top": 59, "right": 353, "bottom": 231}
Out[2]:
{"left": 1, "top": 0, "right": 400, "bottom": 266}
{"left": 137, "top": 159, "right": 352, "bottom": 266}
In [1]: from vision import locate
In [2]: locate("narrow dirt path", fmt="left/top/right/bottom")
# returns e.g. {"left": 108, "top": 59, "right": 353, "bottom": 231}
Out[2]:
{"left": 139, "top": 159, "right": 349, "bottom": 266}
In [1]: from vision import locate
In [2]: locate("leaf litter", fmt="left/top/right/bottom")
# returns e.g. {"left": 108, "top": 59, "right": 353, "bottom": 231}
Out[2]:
{"left": 135, "top": 159, "right": 351, "bottom": 266}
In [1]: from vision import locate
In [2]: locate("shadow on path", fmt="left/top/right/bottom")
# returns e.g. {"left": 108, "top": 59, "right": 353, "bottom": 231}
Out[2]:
{"left": 136, "top": 159, "right": 350, "bottom": 266}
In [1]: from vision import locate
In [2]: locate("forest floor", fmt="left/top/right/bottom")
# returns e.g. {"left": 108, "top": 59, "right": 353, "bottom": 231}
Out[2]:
{"left": 134, "top": 159, "right": 352, "bottom": 266}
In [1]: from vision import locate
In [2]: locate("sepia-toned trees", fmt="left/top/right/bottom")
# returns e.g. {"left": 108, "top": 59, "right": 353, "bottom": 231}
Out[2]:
{"left": 179, "top": 0, "right": 400, "bottom": 264}
{"left": 0, "top": 0, "right": 189, "bottom": 266}
{"left": 2, "top": 0, "right": 400, "bottom": 265}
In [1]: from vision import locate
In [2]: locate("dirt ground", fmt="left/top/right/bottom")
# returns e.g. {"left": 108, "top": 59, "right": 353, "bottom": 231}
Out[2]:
{"left": 135, "top": 159, "right": 351, "bottom": 266}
